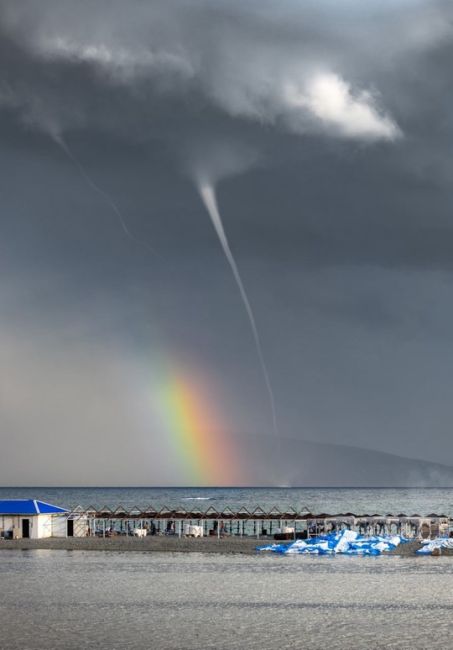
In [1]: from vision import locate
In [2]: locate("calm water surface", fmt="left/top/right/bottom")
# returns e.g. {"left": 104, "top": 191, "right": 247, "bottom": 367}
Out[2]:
{"left": 0, "top": 550, "right": 451, "bottom": 650}
{"left": 1, "top": 486, "right": 453, "bottom": 515}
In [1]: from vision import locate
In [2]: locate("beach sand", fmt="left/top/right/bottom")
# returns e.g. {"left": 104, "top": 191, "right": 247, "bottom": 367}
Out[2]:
{"left": 0, "top": 535, "right": 260, "bottom": 554}
{"left": 1, "top": 536, "right": 449, "bottom": 555}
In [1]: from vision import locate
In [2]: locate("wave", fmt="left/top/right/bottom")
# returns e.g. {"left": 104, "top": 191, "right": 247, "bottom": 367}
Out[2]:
{"left": 181, "top": 497, "right": 214, "bottom": 501}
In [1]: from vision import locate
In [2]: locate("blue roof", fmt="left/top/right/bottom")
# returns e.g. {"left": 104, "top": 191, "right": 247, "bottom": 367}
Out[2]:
{"left": 0, "top": 499, "right": 68, "bottom": 515}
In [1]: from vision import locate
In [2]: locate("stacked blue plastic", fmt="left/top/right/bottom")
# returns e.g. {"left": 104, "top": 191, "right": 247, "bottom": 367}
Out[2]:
{"left": 416, "top": 538, "right": 453, "bottom": 554}
{"left": 258, "top": 529, "right": 408, "bottom": 555}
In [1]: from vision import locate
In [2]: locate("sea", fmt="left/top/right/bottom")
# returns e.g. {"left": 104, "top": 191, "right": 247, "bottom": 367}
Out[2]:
{"left": 1, "top": 485, "right": 453, "bottom": 515}
{"left": 2, "top": 487, "right": 453, "bottom": 649}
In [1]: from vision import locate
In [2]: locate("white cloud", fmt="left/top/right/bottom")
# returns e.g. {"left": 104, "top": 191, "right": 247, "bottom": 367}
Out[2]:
{"left": 41, "top": 37, "right": 194, "bottom": 84}
{"left": 35, "top": 36, "right": 400, "bottom": 142}
{"left": 283, "top": 72, "right": 400, "bottom": 140}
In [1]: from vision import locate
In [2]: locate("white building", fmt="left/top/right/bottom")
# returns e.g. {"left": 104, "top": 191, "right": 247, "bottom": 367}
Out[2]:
{"left": 0, "top": 499, "right": 77, "bottom": 539}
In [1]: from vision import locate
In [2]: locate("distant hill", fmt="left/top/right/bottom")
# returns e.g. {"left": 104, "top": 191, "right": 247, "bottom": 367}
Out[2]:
{"left": 236, "top": 434, "right": 453, "bottom": 487}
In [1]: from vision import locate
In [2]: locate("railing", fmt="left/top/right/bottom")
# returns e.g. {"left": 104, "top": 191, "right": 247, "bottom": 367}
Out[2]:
{"left": 63, "top": 505, "right": 453, "bottom": 540}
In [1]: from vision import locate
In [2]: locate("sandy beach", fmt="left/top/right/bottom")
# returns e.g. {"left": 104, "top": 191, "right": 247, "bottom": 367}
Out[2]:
{"left": 0, "top": 536, "right": 448, "bottom": 556}
{"left": 0, "top": 535, "right": 261, "bottom": 554}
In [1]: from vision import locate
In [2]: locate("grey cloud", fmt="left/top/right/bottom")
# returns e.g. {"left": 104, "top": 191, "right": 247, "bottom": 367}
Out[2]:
{"left": 0, "top": 0, "right": 407, "bottom": 142}
{"left": 1, "top": 1, "right": 453, "bottom": 485}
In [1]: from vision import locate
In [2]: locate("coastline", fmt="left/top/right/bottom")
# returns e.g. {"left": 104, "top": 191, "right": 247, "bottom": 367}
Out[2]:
{"left": 0, "top": 536, "right": 447, "bottom": 556}
{"left": 0, "top": 536, "right": 260, "bottom": 554}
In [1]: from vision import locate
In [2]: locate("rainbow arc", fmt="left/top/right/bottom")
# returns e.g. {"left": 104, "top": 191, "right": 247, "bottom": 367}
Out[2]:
{"left": 153, "top": 364, "right": 239, "bottom": 486}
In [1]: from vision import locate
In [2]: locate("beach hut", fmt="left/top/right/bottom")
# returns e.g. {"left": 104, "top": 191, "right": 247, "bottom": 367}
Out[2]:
{"left": 0, "top": 499, "right": 69, "bottom": 539}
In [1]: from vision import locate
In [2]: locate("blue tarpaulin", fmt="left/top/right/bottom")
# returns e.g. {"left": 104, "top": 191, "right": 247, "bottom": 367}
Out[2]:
{"left": 416, "top": 538, "right": 453, "bottom": 554}
{"left": 258, "top": 529, "right": 408, "bottom": 555}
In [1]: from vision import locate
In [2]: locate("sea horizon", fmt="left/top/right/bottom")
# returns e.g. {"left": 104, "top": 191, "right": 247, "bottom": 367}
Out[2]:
{"left": 3, "top": 485, "right": 453, "bottom": 517}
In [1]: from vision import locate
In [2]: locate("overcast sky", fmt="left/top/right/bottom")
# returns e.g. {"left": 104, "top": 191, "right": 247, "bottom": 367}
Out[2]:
{"left": 1, "top": 0, "right": 453, "bottom": 486}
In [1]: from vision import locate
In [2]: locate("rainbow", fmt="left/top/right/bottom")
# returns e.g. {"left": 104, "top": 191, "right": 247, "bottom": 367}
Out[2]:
{"left": 153, "top": 364, "right": 240, "bottom": 486}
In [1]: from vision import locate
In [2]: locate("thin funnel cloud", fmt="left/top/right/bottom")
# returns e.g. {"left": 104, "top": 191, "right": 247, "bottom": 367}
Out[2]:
{"left": 198, "top": 181, "right": 278, "bottom": 438}
{"left": 55, "top": 136, "right": 157, "bottom": 257}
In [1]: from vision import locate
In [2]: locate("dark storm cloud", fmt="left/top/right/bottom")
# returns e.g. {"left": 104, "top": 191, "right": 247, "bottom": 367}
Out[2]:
{"left": 2, "top": 1, "right": 453, "bottom": 485}
{"left": 2, "top": 0, "right": 453, "bottom": 273}
{"left": 0, "top": 0, "right": 406, "bottom": 139}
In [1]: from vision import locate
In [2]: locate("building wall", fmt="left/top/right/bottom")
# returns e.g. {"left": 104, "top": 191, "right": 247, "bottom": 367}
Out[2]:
{"left": 0, "top": 515, "right": 35, "bottom": 538}
{"left": 71, "top": 517, "right": 89, "bottom": 537}
{"left": 35, "top": 514, "right": 57, "bottom": 538}
{"left": 0, "top": 515, "right": 17, "bottom": 537}
{"left": 0, "top": 514, "right": 80, "bottom": 538}
{"left": 43, "top": 515, "right": 65, "bottom": 538}
{"left": 33, "top": 515, "right": 88, "bottom": 538}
